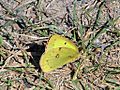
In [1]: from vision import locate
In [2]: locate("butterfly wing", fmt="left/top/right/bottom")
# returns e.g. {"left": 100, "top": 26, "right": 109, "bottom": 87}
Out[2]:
{"left": 46, "top": 34, "right": 79, "bottom": 52}
{"left": 40, "top": 47, "right": 80, "bottom": 72}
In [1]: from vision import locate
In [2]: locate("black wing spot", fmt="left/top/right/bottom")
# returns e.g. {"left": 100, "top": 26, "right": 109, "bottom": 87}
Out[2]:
{"left": 55, "top": 54, "right": 59, "bottom": 58}
{"left": 59, "top": 47, "right": 62, "bottom": 51}
{"left": 64, "top": 42, "right": 67, "bottom": 45}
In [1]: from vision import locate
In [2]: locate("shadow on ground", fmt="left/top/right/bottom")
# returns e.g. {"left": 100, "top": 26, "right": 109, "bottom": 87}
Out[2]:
{"left": 26, "top": 43, "right": 45, "bottom": 71}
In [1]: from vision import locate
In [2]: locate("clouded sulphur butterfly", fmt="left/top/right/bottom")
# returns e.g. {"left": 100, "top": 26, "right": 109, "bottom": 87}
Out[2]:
{"left": 40, "top": 34, "right": 80, "bottom": 72}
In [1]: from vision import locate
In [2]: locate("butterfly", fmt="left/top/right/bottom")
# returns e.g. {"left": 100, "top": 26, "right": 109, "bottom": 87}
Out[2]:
{"left": 40, "top": 34, "right": 80, "bottom": 72}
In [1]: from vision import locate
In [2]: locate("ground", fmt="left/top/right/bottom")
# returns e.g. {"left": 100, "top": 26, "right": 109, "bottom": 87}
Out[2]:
{"left": 0, "top": 0, "right": 120, "bottom": 90}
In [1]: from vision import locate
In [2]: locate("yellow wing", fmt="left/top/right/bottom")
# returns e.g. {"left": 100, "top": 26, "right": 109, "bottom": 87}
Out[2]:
{"left": 40, "top": 47, "right": 80, "bottom": 72}
{"left": 46, "top": 34, "right": 79, "bottom": 52}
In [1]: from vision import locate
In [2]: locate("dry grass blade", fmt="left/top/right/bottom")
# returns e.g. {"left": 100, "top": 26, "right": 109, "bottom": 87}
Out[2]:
{"left": 0, "top": 0, "right": 120, "bottom": 90}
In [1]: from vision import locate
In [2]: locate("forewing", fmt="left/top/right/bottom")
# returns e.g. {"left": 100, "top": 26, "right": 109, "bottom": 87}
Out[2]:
{"left": 46, "top": 34, "right": 79, "bottom": 52}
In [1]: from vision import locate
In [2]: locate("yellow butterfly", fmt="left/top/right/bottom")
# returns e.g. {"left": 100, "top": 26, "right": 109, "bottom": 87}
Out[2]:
{"left": 40, "top": 34, "right": 80, "bottom": 72}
